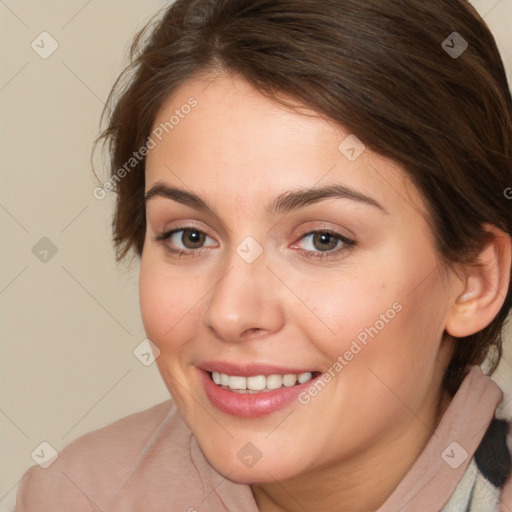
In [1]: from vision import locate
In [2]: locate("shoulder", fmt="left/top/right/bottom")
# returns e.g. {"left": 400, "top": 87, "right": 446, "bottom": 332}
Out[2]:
{"left": 494, "top": 361, "right": 512, "bottom": 511}
{"left": 494, "top": 363, "right": 512, "bottom": 512}
{"left": 15, "top": 399, "right": 181, "bottom": 511}
{"left": 59, "top": 398, "right": 177, "bottom": 469}
{"left": 498, "top": 420, "right": 512, "bottom": 511}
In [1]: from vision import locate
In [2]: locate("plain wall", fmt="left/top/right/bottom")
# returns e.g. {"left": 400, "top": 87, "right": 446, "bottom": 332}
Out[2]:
{"left": 1, "top": 0, "right": 511, "bottom": 509}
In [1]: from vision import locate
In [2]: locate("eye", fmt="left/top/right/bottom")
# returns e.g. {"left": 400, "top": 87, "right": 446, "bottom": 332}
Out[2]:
{"left": 293, "top": 230, "right": 355, "bottom": 260}
{"left": 172, "top": 229, "right": 208, "bottom": 249}
{"left": 154, "top": 227, "right": 217, "bottom": 257}
{"left": 301, "top": 232, "right": 341, "bottom": 252}
{"left": 154, "top": 226, "right": 355, "bottom": 260}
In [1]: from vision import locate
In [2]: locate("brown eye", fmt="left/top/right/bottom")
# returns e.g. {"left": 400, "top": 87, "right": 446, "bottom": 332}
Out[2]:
{"left": 181, "top": 229, "right": 206, "bottom": 249}
{"left": 311, "top": 232, "right": 339, "bottom": 252}
{"left": 293, "top": 229, "right": 356, "bottom": 261}
{"left": 154, "top": 227, "right": 216, "bottom": 256}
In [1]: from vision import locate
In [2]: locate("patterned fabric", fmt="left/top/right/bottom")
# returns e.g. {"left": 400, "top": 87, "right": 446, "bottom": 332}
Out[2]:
{"left": 442, "top": 419, "right": 511, "bottom": 512}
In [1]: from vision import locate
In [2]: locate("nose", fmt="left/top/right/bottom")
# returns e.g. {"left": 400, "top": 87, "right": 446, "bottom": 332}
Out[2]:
{"left": 201, "top": 248, "right": 286, "bottom": 343}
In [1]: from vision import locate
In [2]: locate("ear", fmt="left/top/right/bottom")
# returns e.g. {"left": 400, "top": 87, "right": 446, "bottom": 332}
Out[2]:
{"left": 445, "top": 225, "right": 511, "bottom": 338}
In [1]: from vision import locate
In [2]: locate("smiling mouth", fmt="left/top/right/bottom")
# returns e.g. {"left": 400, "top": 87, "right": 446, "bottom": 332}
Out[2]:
{"left": 209, "top": 371, "right": 321, "bottom": 393}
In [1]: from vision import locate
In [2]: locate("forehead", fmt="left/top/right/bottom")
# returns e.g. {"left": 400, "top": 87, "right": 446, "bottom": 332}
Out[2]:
{"left": 149, "top": 74, "right": 338, "bottom": 167}
{"left": 145, "top": 73, "right": 426, "bottom": 219}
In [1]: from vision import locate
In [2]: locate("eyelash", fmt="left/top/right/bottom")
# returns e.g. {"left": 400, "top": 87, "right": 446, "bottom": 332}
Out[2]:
{"left": 153, "top": 226, "right": 356, "bottom": 261}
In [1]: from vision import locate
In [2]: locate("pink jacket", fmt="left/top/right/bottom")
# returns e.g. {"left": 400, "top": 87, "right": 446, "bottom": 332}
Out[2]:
{"left": 15, "top": 366, "right": 512, "bottom": 511}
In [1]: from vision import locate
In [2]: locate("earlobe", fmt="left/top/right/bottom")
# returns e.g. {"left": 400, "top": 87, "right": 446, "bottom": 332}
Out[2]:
{"left": 445, "top": 226, "right": 511, "bottom": 338}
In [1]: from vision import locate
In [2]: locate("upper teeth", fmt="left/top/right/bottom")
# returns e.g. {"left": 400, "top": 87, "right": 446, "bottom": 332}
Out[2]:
{"left": 212, "top": 371, "right": 313, "bottom": 393}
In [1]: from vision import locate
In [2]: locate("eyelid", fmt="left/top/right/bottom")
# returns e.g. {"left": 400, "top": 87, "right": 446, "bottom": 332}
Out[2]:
{"left": 154, "top": 221, "right": 215, "bottom": 241}
{"left": 290, "top": 223, "right": 355, "bottom": 245}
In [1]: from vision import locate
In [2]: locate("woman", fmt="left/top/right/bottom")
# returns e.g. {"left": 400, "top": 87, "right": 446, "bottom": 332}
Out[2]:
{"left": 16, "top": 0, "right": 512, "bottom": 510}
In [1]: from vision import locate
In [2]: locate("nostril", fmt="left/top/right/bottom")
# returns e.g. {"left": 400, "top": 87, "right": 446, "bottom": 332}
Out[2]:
{"left": 241, "top": 327, "right": 266, "bottom": 339}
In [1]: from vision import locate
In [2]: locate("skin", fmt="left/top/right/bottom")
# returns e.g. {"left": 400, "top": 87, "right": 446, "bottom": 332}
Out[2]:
{"left": 139, "top": 72, "right": 510, "bottom": 512}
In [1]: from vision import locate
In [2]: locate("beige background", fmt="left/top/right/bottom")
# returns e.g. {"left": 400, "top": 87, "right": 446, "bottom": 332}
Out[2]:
{"left": 1, "top": 0, "right": 511, "bottom": 509}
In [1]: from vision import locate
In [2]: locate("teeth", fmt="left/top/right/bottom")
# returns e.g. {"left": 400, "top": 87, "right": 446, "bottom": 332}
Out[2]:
{"left": 266, "top": 374, "right": 283, "bottom": 390}
{"left": 229, "top": 376, "right": 247, "bottom": 390}
{"left": 211, "top": 371, "right": 314, "bottom": 392}
{"left": 282, "top": 374, "right": 297, "bottom": 387}
{"left": 297, "top": 372, "right": 313, "bottom": 384}
{"left": 247, "top": 375, "right": 266, "bottom": 391}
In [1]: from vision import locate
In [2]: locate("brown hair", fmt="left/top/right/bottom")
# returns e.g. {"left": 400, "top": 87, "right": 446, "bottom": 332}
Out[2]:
{"left": 97, "top": 0, "right": 512, "bottom": 394}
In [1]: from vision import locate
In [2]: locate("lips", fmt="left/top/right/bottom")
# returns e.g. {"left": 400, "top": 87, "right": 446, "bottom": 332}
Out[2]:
{"left": 197, "top": 362, "right": 321, "bottom": 417}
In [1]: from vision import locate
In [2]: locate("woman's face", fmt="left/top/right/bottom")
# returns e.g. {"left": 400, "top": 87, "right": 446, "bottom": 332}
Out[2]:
{"left": 140, "top": 73, "right": 456, "bottom": 483}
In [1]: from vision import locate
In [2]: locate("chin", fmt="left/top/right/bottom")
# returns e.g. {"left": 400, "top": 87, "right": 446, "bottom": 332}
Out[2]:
{"left": 213, "top": 461, "right": 294, "bottom": 485}
{"left": 200, "top": 442, "right": 305, "bottom": 485}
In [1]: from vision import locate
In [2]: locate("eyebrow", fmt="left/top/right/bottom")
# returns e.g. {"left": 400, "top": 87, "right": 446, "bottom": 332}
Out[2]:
{"left": 268, "top": 184, "right": 387, "bottom": 215}
{"left": 144, "top": 182, "right": 388, "bottom": 216}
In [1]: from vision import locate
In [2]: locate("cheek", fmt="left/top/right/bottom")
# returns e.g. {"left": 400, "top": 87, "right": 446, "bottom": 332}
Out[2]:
{"left": 139, "top": 260, "right": 168, "bottom": 343}
{"left": 287, "top": 281, "right": 447, "bottom": 449}
{"left": 139, "top": 253, "right": 202, "bottom": 412}
{"left": 139, "top": 253, "right": 198, "bottom": 354}
{"left": 289, "top": 269, "right": 401, "bottom": 358}
{"left": 292, "top": 256, "right": 448, "bottom": 387}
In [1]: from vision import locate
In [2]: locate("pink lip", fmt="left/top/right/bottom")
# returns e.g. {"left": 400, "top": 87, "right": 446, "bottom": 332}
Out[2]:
{"left": 199, "top": 361, "right": 317, "bottom": 377}
{"left": 197, "top": 366, "right": 320, "bottom": 418}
